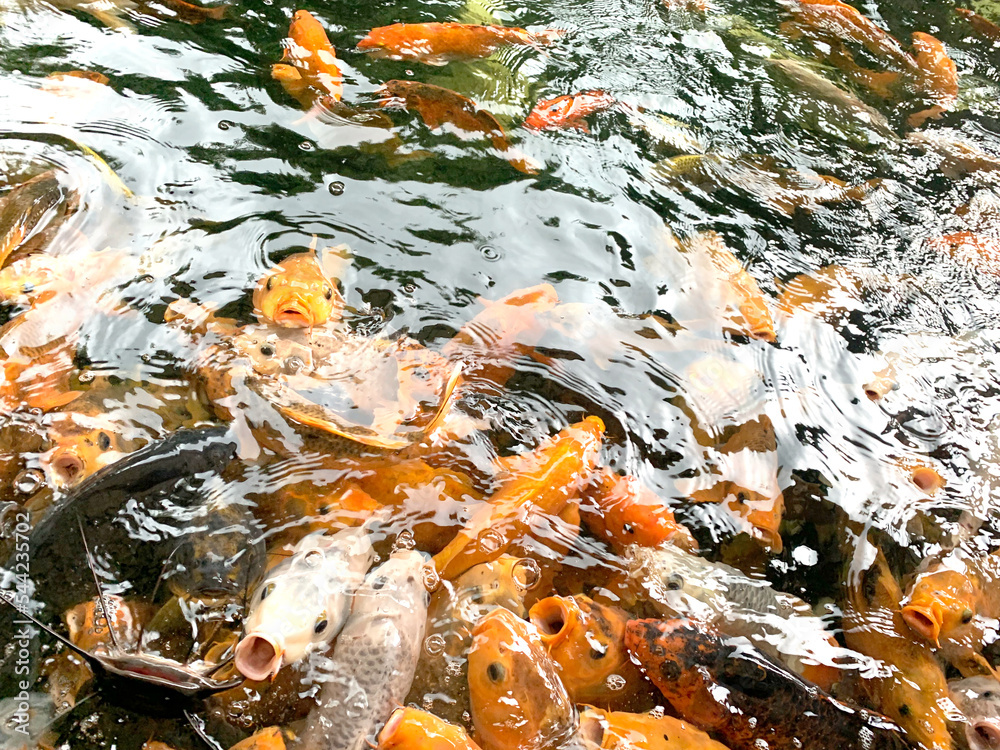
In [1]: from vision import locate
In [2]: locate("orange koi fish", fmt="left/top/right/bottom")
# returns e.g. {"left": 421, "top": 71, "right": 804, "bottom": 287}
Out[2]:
{"left": 580, "top": 468, "right": 697, "bottom": 551}
{"left": 908, "top": 33, "right": 958, "bottom": 127}
{"left": 684, "top": 231, "right": 776, "bottom": 343}
{"left": 379, "top": 80, "right": 537, "bottom": 174}
{"left": 357, "top": 23, "right": 561, "bottom": 65}
{"left": 689, "top": 480, "right": 785, "bottom": 552}
{"left": 929, "top": 232, "right": 1000, "bottom": 275}
{"left": 625, "top": 618, "right": 909, "bottom": 750}
{"left": 957, "top": 8, "right": 1000, "bottom": 42}
{"left": 776, "top": 265, "right": 862, "bottom": 322}
{"left": 229, "top": 727, "right": 286, "bottom": 750}
{"left": 377, "top": 707, "right": 482, "bottom": 750}
{"left": 842, "top": 545, "right": 954, "bottom": 750}
{"left": 529, "top": 595, "right": 646, "bottom": 707}
{"left": 44, "top": 70, "right": 110, "bottom": 87}
{"left": 580, "top": 706, "right": 731, "bottom": 750}
{"left": 524, "top": 90, "right": 617, "bottom": 132}
{"left": 272, "top": 10, "right": 343, "bottom": 108}
{"left": 253, "top": 250, "right": 344, "bottom": 328}
{"left": 42, "top": 410, "right": 133, "bottom": 488}
{"left": 901, "top": 551, "right": 1000, "bottom": 677}
{"left": 468, "top": 608, "right": 578, "bottom": 750}
{"left": 150, "top": 0, "right": 226, "bottom": 23}
{"left": 433, "top": 416, "right": 604, "bottom": 579}
{"left": 441, "top": 283, "right": 558, "bottom": 389}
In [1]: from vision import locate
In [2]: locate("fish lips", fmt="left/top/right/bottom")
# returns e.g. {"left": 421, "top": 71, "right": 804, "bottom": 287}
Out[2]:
{"left": 265, "top": 294, "right": 321, "bottom": 328}
{"left": 234, "top": 631, "right": 284, "bottom": 682}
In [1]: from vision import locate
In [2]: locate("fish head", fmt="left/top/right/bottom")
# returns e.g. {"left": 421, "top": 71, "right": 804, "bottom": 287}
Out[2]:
{"left": 627, "top": 544, "right": 711, "bottom": 617}
{"left": 623, "top": 618, "right": 723, "bottom": 696}
{"left": 253, "top": 252, "right": 343, "bottom": 328}
{"left": 235, "top": 529, "right": 374, "bottom": 681}
{"left": 42, "top": 413, "right": 129, "bottom": 488}
{"left": 64, "top": 594, "right": 137, "bottom": 653}
{"left": 351, "top": 549, "right": 431, "bottom": 620}
{"left": 902, "top": 568, "right": 979, "bottom": 645}
{"left": 286, "top": 10, "right": 331, "bottom": 57}
{"left": 524, "top": 95, "right": 577, "bottom": 131}
{"left": 529, "top": 595, "right": 630, "bottom": 696}
{"left": 452, "top": 554, "right": 532, "bottom": 620}
{"left": 468, "top": 608, "right": 576, "bottom": 750}
{"left": 378, "top": 707, "right": 470, "bottom": 750}
{"left": 950, "top": 677, "right": 1000, "bottom": 750}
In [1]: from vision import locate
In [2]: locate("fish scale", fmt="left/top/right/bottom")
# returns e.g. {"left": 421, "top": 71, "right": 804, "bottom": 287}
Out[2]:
{"left": 300, "top": 550, "right": 429, "bottom": 750}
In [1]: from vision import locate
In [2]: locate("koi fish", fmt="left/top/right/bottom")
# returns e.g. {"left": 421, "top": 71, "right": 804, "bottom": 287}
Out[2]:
{"left": 378, "top": 80, "right": 538, "bottom": 174}
{"left": 949, "top": 677, "right": 1000, "bottom": 750}
{"left": 41, "top": 410, "right": 134, "bottom": 488}
{"left": 42, "top": 70, "right": 110, "bottom": 88}
{"left": 528, "top": 595, "right": 646, "bottom": 707}
{"left": 357, "top": 23, "right": 562, "bottom": 65}
{"left": 0, "top": 170, "right": 77, "bottom": 267}
{"left": 957, "top": 8, "right": 1000, "bottom": 42}
{"left": 253, "top": 249, "right": 345, "bottom": 328}
{"left": 579, "top": 706, "right": 731, "bottom": 750}
{"left": 408, "top": 555, "right": 531, "bottom": 723}
{"left": 842, "top": 544, "right": 954, "bottom": 750}
{"left": 524, "top": 91, "right": 617, "bottom": 132}
{"left": 625, "top": 544, "right": 848, "bottom": 691}
{"left": 299, "top": 549, "right": 430, "bottom": 750}
{"left": 377, "top": 707, "right": 482, "bottom": 750}
{"left": 441, "top": 283, "right": 559, "bottom": 389}
{"left": 272, "top": 10, "right": 343, "bottom": 108}
{"left": 908, "top": 33, "right": 958, "bottom": 127}
{"left": 901, "top": 551, "right": 1000, "bottom": 677}
{"left": 776, "top": 265, "right": 863, "bottom": 322}
{"left": 230, "top": 727, "right": 287, "bottom": 750}
{"left": 580, "top": 468, "right": 697, "bottom": 551}
{"left": 468, "top": 608, "right": 578, "bottom": 750}
{"left": 625, "top": 618, "right": 909, "bottom": 750}
{"left": 433, "top": 416, "right": 604, "bottom": 579}
{"left": 687, "top": 480, "right": 784, "bottom": 552}
{"left": 928, "top": 232, "right": 1000, "bottom": 276}
{"left": 682, "top": 231, "right": 776, "bottom": 342}
{"left": 234, "top": 527, "right": 374, "bottom": 681}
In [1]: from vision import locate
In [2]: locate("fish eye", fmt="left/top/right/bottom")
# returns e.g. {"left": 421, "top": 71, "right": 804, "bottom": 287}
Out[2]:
{"left": 962, "top": 608, "right": 974, "bottom": 623}
{"left": 324, "top": 286, "right": 333, "bottom": 301}
{"left": 97, "top": 432, "right": 111, "bottom": 451}
{"left": 666, "top": 574, "right": 684, "bottom": 591}
{"left": 372, "top": 576, "right": 388, "bottom": 590}
{"left": 898, "top": 704, "right": 912, "bottom": 717}
{"left": 260, "top": 344, "right": 275, "bottom": 357}
{"left": 314, "top": 615, "right": 328, "bottom": 634}
{"left": 985, "top": 691, "right": 995, "bottom": 699}
{"left": 486, "top": 661, "right": 505, "bottom": 683}
{"left": 266, "top": 277, "right": 274, "bottom": 291}
{"left": 735, "top": 492, "right": 748, "bottom": 505}
{"left": 259, "top": 583, "right": 275, "bottom": 601}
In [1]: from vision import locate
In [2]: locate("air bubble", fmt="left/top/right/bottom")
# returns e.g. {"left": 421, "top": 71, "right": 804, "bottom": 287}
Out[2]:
{"left": 422, "top": 564, "right": 441, "bottom": 594}
{"left": 299, "top": 141, "right": 315, "bottom": 151}
{"left": 648, "top": 705, "right": 665, "bottom": 719}
{"left": 605, "top": 674, "right": 626, "bottom": 691}
{"left": 477, "top": 529, "right": 505, "bottom": 555}
{"left": 480, "top": 245, "right": 501, "bottom": 262}
{"left": 14, "top": 469, "right": 44, "bottom": 495}
{"left": 424, "top": 633, "right": 446, "bottom": 656}
{"left": 328, "top": 181, "right": 345, "bottom": 196}
{"left": 512, "top": 558, "right": 542, "bottom": 590}
{"left": 302, "top": 549, "right": 323, "bottom": 567}
{"left": 219, "top": 120, "right": 235, "bottom": 130}
{"left": 394, "top": 530, "right": 416, "bottom": 551}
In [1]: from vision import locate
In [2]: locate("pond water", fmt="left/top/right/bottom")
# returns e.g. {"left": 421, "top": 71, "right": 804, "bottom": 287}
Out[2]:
{"left": 2, "top": 0, "right": 1000, "bottom": 747}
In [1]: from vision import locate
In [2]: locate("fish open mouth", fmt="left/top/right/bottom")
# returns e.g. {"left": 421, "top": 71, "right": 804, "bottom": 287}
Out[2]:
{"left": 900, "top": 604, "right": 941, "bottom": 644}
{"left": 530, "top": 598, "right": 575, "bottom": 647}
{"left": 972, "top": 720, "right": 1000, "bottom": 750}
{"left": 269, "top": 297, "right": 316, "bottom": 328}
{"left": 234, "top": 633, "right": 283, "bottom": 682}
{"left": 49, "top": 450, "right": 85, "bottom": 485}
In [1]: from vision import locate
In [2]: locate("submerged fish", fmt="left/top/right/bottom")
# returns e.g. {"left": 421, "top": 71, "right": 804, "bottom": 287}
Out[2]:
{"left": 234, "top": 527, "right": 374, "bottom": 681}
{"left": 0, "top": 170, "right": 77, "bottom": 267}
{"left": 625, "top": 618, "right": 909, "bottom": 750}
{"left": 299, "top": 549, "right": 429, "bottom": 750}
{"left": 579, "top": 706, "right": 730, "bottom": 750}
{"left": 957, "top": 8, "right": 1000, "bottom": 42}
{"left": 433, "top": 416, "right": 604, "bottom": 579}
{"left": 378, "top": 80, "right": 537, "bottom": 174}
{"left": 357, "top": 23, "right": 561, "bottom": 65}
{"left": 949, "top": 676, "right": 1000, "bottom": 750}
{"left": 377, "top": 707, "right": 481, "bottom": 750}
{"left": 253, "top": 248, "right": 346, "bottom": 329}
{"left": 41, "top": 409, "right": 135, "bottom": 489}
{"left": 468, "top": 608, "right": 579, "bottom": 750}
{"left": 528, "top": 595, "right": 646, "bottom": 707}
{"left": 272, "top": 10, "right": 343, "bottom": 108}
{"left": 625, "top": 544, "right": 849, "bottom": 691}
{"left": 524, "top": 91, "right": 617, "bottom": 132}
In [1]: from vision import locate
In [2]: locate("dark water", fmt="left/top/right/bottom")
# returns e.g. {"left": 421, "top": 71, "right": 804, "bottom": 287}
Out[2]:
{"left": 2, "top": 0, "right": 1000, "bottom": 745}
